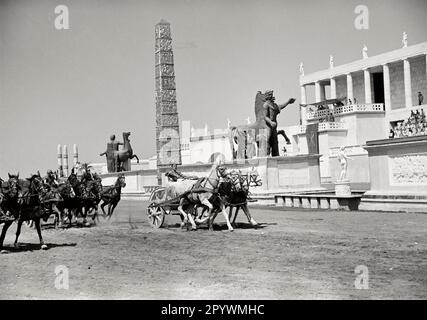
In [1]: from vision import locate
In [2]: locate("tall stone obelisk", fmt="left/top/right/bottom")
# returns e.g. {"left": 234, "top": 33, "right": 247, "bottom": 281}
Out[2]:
{"left": 155, "top": 19, "right": 181, "bottom": 183}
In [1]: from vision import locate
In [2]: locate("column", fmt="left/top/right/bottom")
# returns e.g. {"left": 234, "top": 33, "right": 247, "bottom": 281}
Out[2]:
{"left": 57, "top": 144, "right": 63, "bottom": 177}
{"left": 73, "top": 144, "right": 79, "bottom": 167}
{"left": 330, "top": 77, "right": 337, "bottom": 99}
{"left": 363, "top": 68, "right": 372, "bottom": 104}
{"left": 383, "top": 64, "right": 391, "bottom": 113}
{"left": 403, "top": 58, "right": 413, "bottom": 107}
{"left": 346, "top": 73, "right": 353, "bottom": 103}
{"left": 315, "top": 81, "right": 321, "bottom": 102}
{"left": 320, "top": 85, "right": 326, "bottom": 101}
{"left": 300, "top": 85, "right": 307, "bottom": 105}
{"left": 62, "top": 145, "right": 69, "bottom": 177}
{"left": 383, "top": 63, "right": 391, "bottom": 137}
{"left": 300, "top": 85, "right": 307, "bottom": 125}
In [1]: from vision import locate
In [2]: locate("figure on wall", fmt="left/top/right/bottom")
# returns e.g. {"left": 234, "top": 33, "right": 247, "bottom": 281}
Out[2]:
{"left": 402, "top": 31, "right": 408, "bottom": 47}
{"left": 362, "top": 44, "right": 368, "bottom": 59}
{"left": 337, "top": 146, "right": 353, "bottom": 181}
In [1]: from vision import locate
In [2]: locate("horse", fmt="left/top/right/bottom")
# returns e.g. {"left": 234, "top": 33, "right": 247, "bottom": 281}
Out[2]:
{"left": 100, "top": 174, "right": 126, "bottom": 219}
{"left": 178, "top": 163, "right": 234, "bottom": 231}
{"left": 227, "top": 168, "right": 262, "bottom": 226}
{"left": 0, "top": 174, "right": 20, "bottom": 222}
{"left": 55, "top": 179, "right": 77, "bottom": 227}
{"left": 113, "top": 132, "right": 140, "bottom": 172}
{"left": 0, "top": 173, "right": 51, "bottom": 252}
{"left": 194, "top": 168, "right": 262, "bottom": 229}
{"left": 81, "top": 173, "right": 103, "bottom": 224}
{"left": 67, "top": 171, "right": 95, "bottom": 226}
{"left": 38, "top": 173, "right": 64, "bottom": 228}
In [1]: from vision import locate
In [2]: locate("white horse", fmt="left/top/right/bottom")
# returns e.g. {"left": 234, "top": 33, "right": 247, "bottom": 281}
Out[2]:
{"left": 177, "top": 163, "right": 234, "bottom": 231}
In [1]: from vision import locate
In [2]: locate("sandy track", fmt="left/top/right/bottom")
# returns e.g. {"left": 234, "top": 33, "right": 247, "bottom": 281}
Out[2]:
{"left": 0, "top": 200, "right": 426, "bottom": 299}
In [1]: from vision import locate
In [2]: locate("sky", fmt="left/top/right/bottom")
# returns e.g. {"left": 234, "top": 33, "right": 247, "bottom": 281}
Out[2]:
{"left": 1, "top": 0, "right": 427, "bottom": 177}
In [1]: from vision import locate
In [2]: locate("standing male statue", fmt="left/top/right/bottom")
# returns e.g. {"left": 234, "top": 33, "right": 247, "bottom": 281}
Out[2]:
{"left": 100, "top": 134, "right": 123, "bottom": 173}
{"left": 263, "top": 90, "right": 295, "bottom": 157}
{"left": 337, "top": 146, "right": 353, "bottom": 181}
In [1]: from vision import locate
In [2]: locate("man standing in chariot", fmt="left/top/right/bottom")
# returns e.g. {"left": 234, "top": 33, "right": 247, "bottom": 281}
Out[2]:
{"left": 165, "top": 163, "right": 198, "bottom": 182}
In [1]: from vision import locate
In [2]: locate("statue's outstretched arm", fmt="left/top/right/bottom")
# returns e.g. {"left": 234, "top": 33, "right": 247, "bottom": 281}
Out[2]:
{"left": 278, "top": 98, "right": 296, "bottom": 111}
{"left": 100, "top": 151, "right": 107, "bottom": 156}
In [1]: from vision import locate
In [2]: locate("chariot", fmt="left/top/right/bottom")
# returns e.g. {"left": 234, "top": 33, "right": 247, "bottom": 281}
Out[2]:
{"left": 146, "top": 187, "right": 182, "bottom": 228}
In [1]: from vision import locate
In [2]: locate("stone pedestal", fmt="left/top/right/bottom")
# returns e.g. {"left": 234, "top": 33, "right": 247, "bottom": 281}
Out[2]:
{"left": 360, "top": 135, "right": 427, "bottom": 212}
{"left": 335, "top": 180, "right": 351, "bottom": 197}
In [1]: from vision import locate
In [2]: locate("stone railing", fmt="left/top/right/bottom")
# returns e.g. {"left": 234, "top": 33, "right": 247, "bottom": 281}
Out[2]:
{"left": 306, "top": 103, "right": 384, "bottom": 120}
{"left": 299, "top": 122, "right": 346, "bottom": 133}
{"left": 306, "top": 108, "right": 333, "bottom": 120}
{"left": 334, "top": 103, "right": 384, "bottom": 115}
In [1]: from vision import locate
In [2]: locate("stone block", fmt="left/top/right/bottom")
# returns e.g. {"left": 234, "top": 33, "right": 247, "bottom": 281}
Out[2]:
{"left": 310, "top": 198, "right": 320, "bottom": 209}
{"left": 330, "top": 198, "right": 339, "bottom": 209}
{"left": 293, "top": 197, "right": 301, "bottom": 208}
{"left": 320, "top": 198, "right": 330, "bottom": 209}
{"left": 301, "top": 197, "right": 311, "bottom": 208}
{"left": 335, "top": 181, "right": 351, "bottom": 196}
{"left": 285, "top": 197, "right": 293, "bottom": 207}
{"left": 276, "top": 196, "right": 285, "bottom": 207}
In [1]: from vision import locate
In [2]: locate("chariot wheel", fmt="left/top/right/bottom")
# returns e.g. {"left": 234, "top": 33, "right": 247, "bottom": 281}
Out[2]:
{"left": 147, "top": 204, "right": 165, "bottom": 228}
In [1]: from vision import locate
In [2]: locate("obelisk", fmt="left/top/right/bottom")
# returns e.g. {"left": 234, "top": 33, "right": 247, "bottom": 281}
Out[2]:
{"left": 155, "top": 19, "right": 181, "bottom": 183}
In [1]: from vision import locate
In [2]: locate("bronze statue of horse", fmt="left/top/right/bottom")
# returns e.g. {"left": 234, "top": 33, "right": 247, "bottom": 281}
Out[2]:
{"left": 113, "top": 132, "right": 140, "bottom": 172}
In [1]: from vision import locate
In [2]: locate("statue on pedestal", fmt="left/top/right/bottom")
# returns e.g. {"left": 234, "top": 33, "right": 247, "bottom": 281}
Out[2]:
{"left": 299, "top": 62, "right": 304, "bottom": 76}
{"left": 100, "top": 132, "right": 140, "bottom": 173}
{"left": 337, "top": 146, "right": 353, "bottom": 181}
{"left": 264, "top": 90, "right": 295, "bottom": 156}
{"left": 402, "top": 32, "right": 408, "bottom": 47}
{"left": 362, "top": 44, "right": 368, "bottom": 59}
{"left": 100, "top": 134, "right": 123, "bottom": 173}
{"left": 229, "top": 90, "right": 295, "bottom": 159}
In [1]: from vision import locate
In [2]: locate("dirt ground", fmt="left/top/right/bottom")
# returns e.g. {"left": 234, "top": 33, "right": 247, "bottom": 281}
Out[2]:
{"left": 0, "top": 200, "right": 426, "bottom": 300}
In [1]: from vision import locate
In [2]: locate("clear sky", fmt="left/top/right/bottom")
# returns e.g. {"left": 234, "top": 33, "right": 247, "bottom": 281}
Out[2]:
{"left": 1, "top": 0, "right": 426, "bottom": 177}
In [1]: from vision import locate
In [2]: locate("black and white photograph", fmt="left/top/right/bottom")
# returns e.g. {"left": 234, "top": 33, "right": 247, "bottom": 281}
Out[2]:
{"left": 0, "top": 0, "right": 426, "bottom": 305}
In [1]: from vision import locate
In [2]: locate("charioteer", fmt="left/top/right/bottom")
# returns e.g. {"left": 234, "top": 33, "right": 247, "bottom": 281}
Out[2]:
{"left": 165, "top": 164, "right": 198, "bottom": 182}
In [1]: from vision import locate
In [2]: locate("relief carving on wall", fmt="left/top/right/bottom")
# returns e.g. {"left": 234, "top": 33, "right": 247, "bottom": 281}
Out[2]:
{"left": 389, "top": 153, "right": 427, "bottom": 185}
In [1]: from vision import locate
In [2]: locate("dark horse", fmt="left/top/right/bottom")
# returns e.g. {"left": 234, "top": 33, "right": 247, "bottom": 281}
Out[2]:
{"left": 67, "top": 171, "right": 95, "bottom": 227}
{"left": 81, "top": 172, "right": 103, "bottom": 224}
{"left": 100, "top": 174, "right": 126, "bottom": 219}
{"left": 0, "top": 173, "right": 52, "bottom": 252}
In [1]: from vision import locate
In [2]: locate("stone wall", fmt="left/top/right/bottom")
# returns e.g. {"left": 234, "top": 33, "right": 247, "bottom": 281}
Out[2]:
{"left": 352, "top": 71, "right": 365, "bottom": 103}
{"left": 336, "top": 76, "right": 347, "bottom": 99}
{"left": 389, "top": 61, "right": 405, "bottom": 110}
{"left": 410, "top": 55, "right": 427, "bottom": 104}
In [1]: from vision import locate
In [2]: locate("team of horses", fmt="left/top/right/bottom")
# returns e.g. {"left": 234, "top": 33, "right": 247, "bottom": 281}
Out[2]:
{"left": 164, "top": 163, "right": 262, "bottom": 232}
{"left": 0, "top": 170, "right": 126, "bottom": 253}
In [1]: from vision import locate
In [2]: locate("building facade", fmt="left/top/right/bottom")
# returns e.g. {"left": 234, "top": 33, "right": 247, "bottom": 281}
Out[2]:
{"left": 295, "top": 41, "right": 427, "bottom": 184}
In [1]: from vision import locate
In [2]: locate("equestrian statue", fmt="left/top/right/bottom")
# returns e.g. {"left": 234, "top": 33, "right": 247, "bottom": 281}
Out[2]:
{"left": 100, "top": 132, "right": 140, "bottom": 172}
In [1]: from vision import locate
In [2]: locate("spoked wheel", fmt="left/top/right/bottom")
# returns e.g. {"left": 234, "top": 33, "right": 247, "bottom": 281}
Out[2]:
{"left": 147, "top": 204, "right": 165, "bottom": 228}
